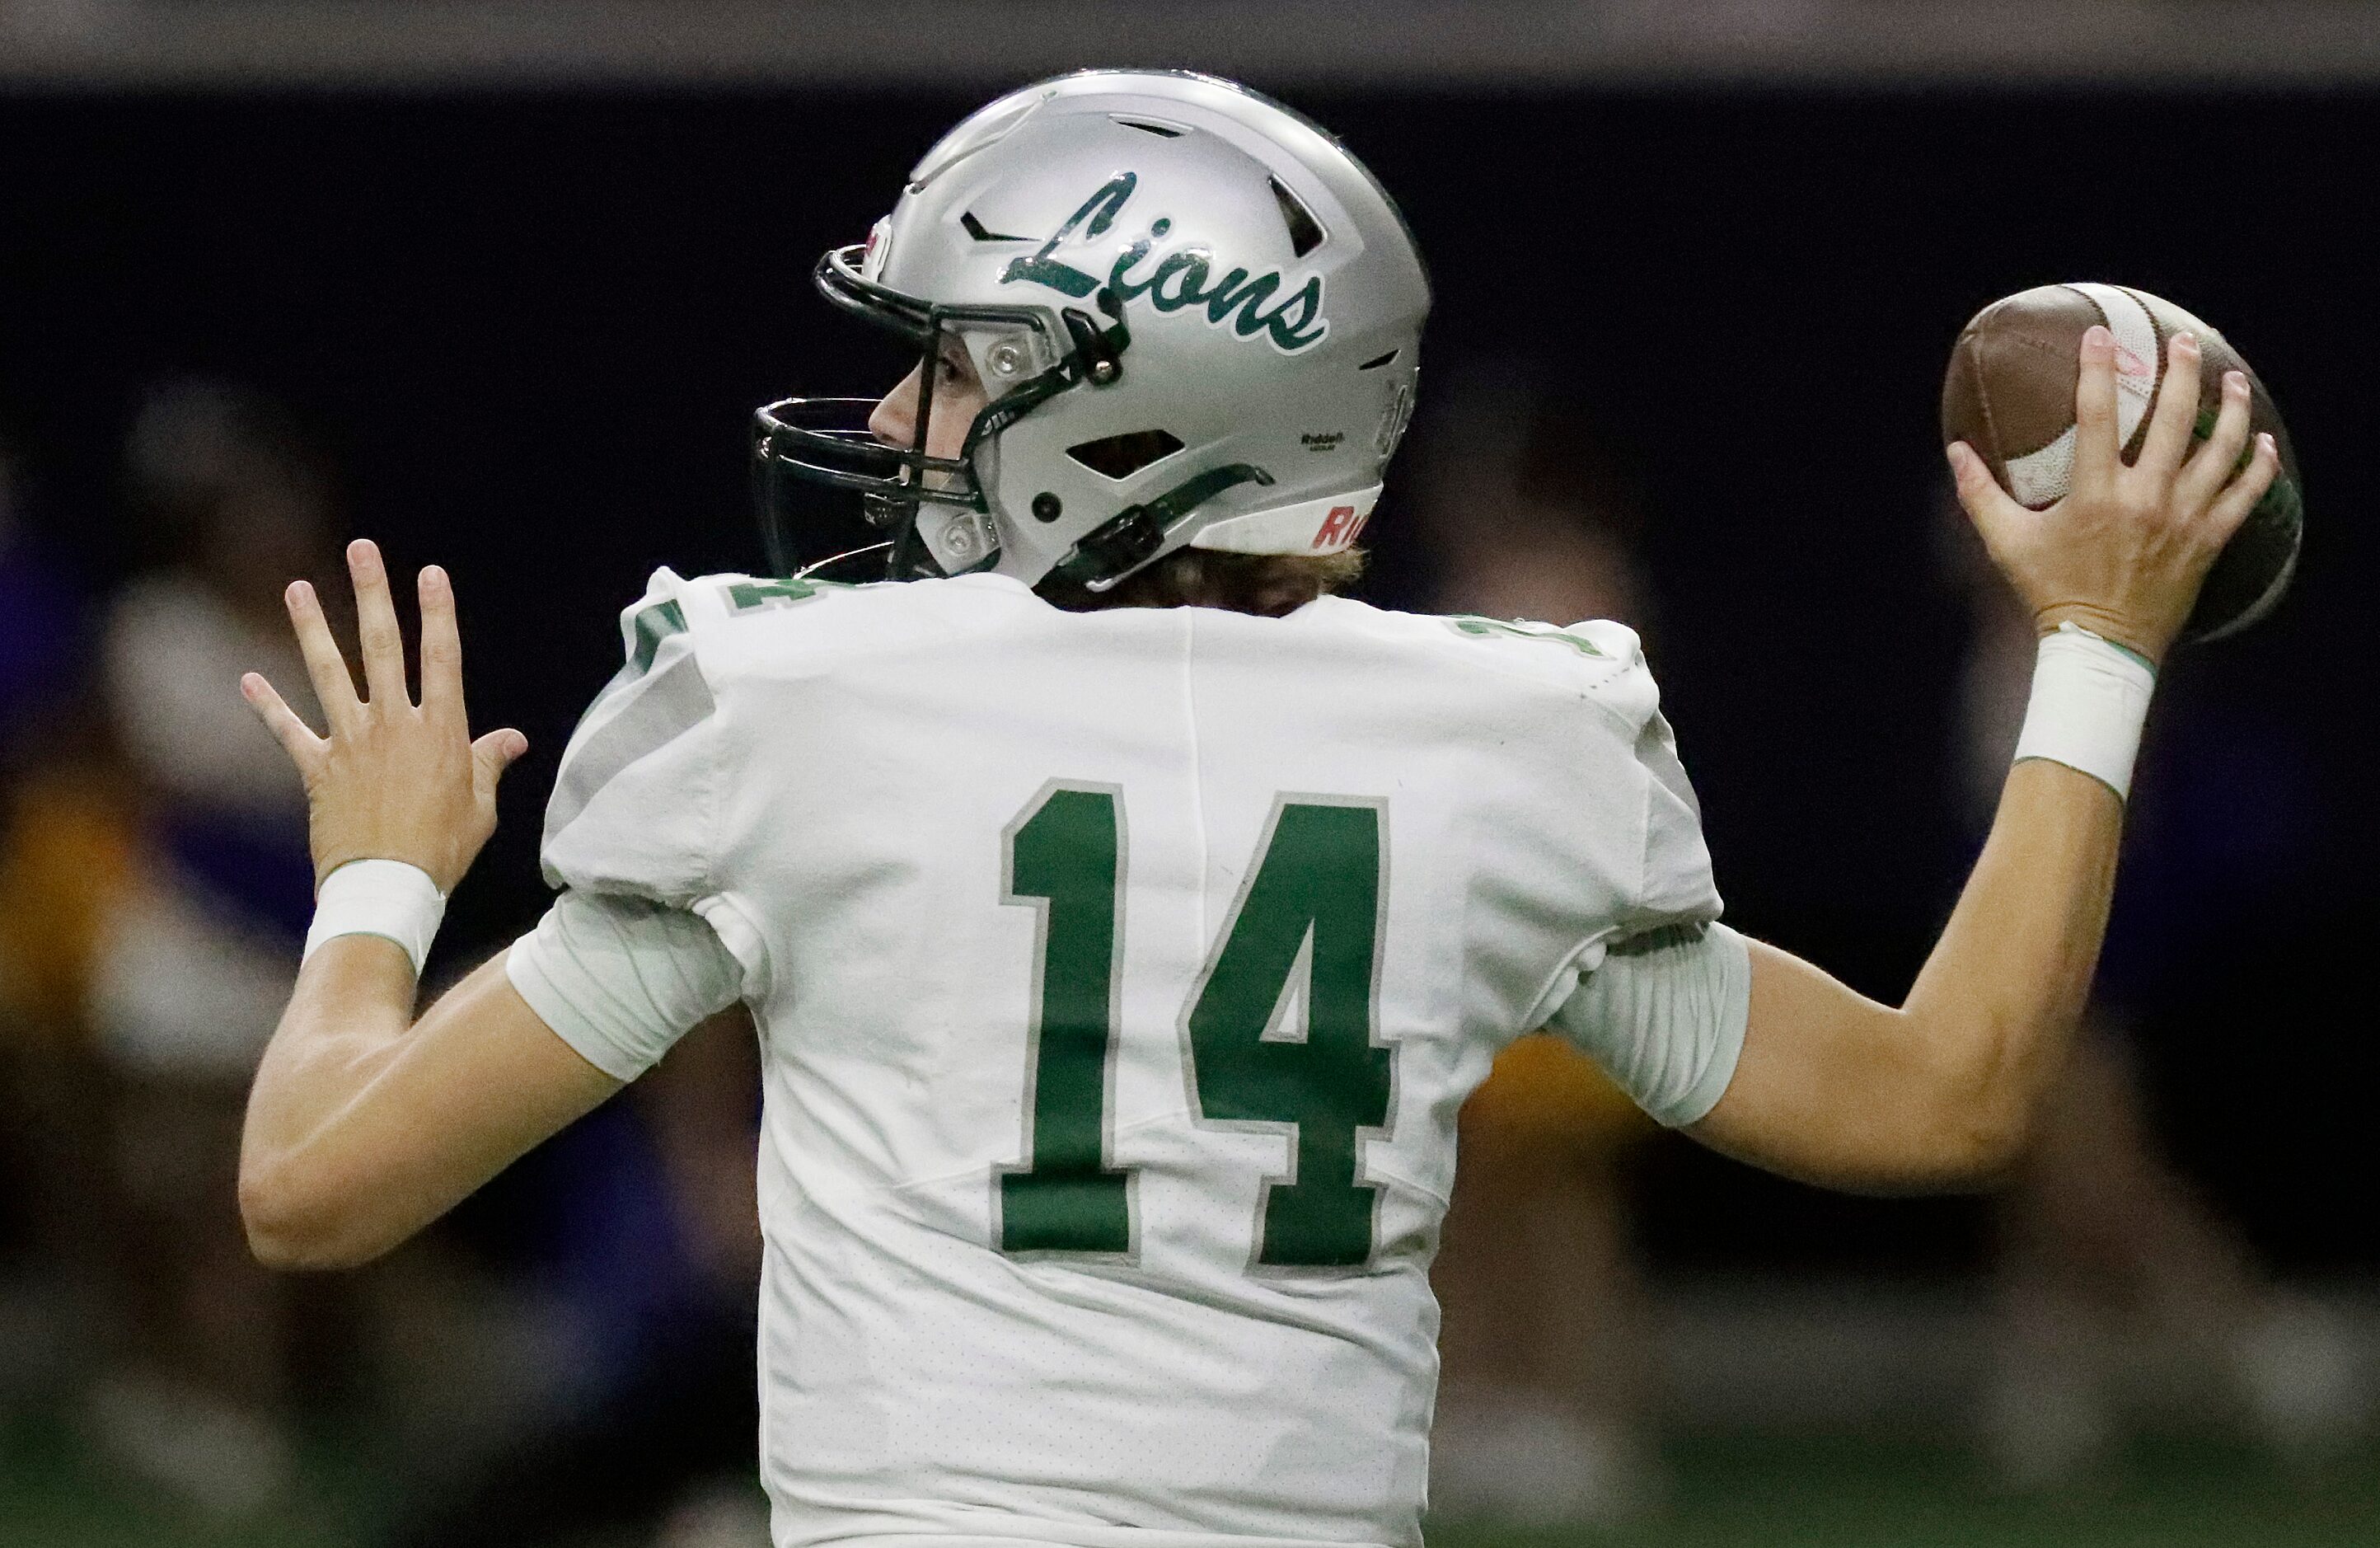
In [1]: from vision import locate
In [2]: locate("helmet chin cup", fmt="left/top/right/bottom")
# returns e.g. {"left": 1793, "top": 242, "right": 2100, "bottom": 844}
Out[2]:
{"left": 916, "top": 504, "right": 1003, "bottom": 574}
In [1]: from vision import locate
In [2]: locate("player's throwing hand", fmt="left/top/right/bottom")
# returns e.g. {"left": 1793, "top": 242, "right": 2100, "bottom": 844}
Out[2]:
{"left": 241, "top": 538, "right": 528, "bottom": 894}
{"left": 1948, "top": 324, "right": 2279, "bottom": 665}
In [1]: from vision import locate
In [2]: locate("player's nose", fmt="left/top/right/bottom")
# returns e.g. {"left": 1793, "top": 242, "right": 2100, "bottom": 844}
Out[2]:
{"left": 869, "top": 365, "right": 923, "bottom": 448}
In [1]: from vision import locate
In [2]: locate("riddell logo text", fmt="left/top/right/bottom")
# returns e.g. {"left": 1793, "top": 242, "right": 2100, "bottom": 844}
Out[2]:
{"left": 1312, "top": 506, "right": 1370, "bottom": 550}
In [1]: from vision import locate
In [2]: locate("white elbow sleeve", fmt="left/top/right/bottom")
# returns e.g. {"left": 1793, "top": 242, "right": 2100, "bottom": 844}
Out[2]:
{"left": 1548, "top": 921, "right": 1752, "bottom": 1128}
{"left": 506, "top": 891, "right": 746, "bottom": 1081}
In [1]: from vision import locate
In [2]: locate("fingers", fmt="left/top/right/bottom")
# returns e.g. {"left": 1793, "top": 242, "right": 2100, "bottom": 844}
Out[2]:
{"left": 418, "top": 564, "right": 466, "bottom": 726}
{"left": 1947, "top": 441, "right": 2031, "bottom": 550}
{"left": 2176, "top": 369, "right": 2254, "bottom": 509}
{"left": 286, "top": 579, "right": 360, "bottom": 729}
{"left": 2072, "top": 325, "right": 2121, "bottom": 490}
{"left": 241, "top": 672, "right": 326, "bottom": 771}
{"left": 470, "top": 728, "right": 531, "bottom": 804}
{"left": 349, "top": 538, "right": 412, "bottom": 708}
{"left": 2134, "top": 331, "right": 2203, "bottom": 478}
{"left": 2203, "top": 432, "right": 2281, "bottom": 545}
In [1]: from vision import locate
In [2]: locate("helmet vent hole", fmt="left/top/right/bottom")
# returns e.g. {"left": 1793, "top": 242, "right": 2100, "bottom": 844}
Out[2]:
{"left": 960, "top": 210, "right": 1030, "bottom": 243}
{"left": 1268, "top": 176, "right": 1325, "bottom": 259}
{"left": 1066, "top": 429, "right": 1186, "bottom": 480}
{"left": 1358, "top": 349, "right": 1401, "bottom": 371}
{"left": 1112, "top": 115, "right": 1186, "bottom": 138}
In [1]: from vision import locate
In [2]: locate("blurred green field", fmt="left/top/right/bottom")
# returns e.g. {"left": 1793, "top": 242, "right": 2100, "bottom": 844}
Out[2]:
{"left": 1434, "top": 1436, "right": 2380, "bottom": 1548}
{"left": 6, "top": 1412, "right": 2376, "bottom": 1548}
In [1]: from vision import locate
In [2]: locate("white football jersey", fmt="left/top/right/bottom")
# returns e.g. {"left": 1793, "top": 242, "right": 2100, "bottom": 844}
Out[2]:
{"left": 530, "top": 568, "right": 1724, "bottom": 1548}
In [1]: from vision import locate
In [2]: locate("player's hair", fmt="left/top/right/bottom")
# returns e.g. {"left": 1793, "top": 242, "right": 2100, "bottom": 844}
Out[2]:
{"left": 1038, "top": 548, "right": 1365, "bottom": 617}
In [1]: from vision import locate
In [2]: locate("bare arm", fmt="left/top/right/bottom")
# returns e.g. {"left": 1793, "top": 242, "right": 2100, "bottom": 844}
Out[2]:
{"left": 237, "top": 540, "right": 620, "bottom": 1269}
{"left": 1689, "top": 322, "right": 2279, "bottom": 1191}
{"left": 1692, "top": 759, "right": 2115, "bottom": 1190}
{"left": 241, "top": 945, "right": 620, "bottom": 1268}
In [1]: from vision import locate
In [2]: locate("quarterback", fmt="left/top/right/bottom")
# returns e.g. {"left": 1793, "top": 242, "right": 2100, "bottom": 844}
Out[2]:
{"left": 237, "top": 73, "right": 2275, "bottom": 1548}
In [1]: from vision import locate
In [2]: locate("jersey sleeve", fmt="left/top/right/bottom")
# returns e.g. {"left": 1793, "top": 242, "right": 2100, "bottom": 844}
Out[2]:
{"left": 507, "top": 890, "right": 747, "bottom": 1081}
{"left": 1538, "top": 620, "right": 1743, "bottom": 1125}
{"left": 539, "top": 568, "right": 725, "bottom": 906}
{"left": 1542, "top": 614, "right": 1732, "bottom": 938}
{"left": 1564, "top": 617, "right": 1724, "bottom": 937}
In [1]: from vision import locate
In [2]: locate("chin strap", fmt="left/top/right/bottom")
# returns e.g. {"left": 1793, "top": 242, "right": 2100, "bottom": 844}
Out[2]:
{"left": 1050, "top": 463, "right": 1277, "bottom": 593}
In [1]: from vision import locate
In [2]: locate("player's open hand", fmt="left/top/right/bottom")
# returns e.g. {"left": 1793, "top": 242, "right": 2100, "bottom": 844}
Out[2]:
{"left": 1948, "top": 323, "right": 2279, "bottom": 664}
{"left": 241, "top": 539, "right": 528, "bottom": 894}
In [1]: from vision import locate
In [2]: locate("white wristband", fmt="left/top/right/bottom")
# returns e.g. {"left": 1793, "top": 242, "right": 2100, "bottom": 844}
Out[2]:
{"left": 2011, "top": 622, "right": 2157, "bottom": 800}
{"left": 303, "top": 859, "right": 447, "bottom": 977}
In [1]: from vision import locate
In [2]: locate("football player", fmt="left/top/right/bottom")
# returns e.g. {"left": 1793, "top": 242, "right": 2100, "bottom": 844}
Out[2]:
{"left": 235, "top": 71, "right": 2277, "bottom": 1548}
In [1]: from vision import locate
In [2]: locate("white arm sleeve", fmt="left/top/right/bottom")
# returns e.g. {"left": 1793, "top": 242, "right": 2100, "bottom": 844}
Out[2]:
{"left": 1548, "top": 921, "right": 1752, "bottom": 1128}
{"left": 506, "top": 889, "right": 747, "bottom": 1081}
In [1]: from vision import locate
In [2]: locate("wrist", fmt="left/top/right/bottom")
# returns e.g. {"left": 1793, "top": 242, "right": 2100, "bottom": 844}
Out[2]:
{"left": 2032, "top": 603, "right": 2167, "bottom": 669}
{"left": 304, "top": 858, "right": 448, "bottom": 978}
{"left": 2010, "top": 622, "right": 2157, "bottom": 800}
{"left": 314, "top": 839, "right": 471, "bottom": 896}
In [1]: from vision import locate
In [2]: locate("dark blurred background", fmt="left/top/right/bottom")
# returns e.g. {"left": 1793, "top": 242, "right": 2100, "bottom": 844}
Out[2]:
{"left": 2, "top": 3, "right": 2376, "bottom": 1545}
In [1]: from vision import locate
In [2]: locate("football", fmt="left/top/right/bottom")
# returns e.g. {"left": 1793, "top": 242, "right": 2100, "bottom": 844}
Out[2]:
{"left": 1941, "top": 282, "right": 2303, "bottom": 644}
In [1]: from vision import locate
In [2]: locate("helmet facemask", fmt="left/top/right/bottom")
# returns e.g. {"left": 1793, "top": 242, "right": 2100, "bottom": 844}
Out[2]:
{"left": 753, "top": 242, "right": 1129, "bottom": 584}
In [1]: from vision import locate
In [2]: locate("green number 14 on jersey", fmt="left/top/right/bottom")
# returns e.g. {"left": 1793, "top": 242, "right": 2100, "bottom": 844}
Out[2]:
{"left": 999, "top": 787, "right": 1394, "bottom": 1271}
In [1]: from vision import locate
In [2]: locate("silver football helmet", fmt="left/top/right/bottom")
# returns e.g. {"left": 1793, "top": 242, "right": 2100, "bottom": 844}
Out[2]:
{"left": 754, "top": 69, "right": 1430, "bottom": 591}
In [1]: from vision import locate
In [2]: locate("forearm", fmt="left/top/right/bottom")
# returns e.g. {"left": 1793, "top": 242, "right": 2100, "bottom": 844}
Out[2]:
{"left": 1697, "top": 758, "right": 2123, "bottom": 1192}
{"left": 1900, "top": 756, "right": 2122, "bottom": 1156}
{"left": 240, "top": 947, "right": 621, "bottom": 1269}
{"left": 241, "top": 936, "right": 419, "bottom": 1193}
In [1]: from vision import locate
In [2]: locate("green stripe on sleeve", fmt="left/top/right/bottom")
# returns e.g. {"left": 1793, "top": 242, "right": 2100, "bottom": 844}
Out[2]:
{"left": 630, "top": 599, "right": 688, "bottom": 674}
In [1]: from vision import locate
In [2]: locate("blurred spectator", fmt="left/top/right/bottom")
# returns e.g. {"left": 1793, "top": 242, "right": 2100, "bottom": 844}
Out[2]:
{"left": 1941, "top": 490, "right": 2371, "bottom": 1486}
{"left": 0, "top": 424, "right": 101, "bottom": 1045}
{"left": 0, "top": 425, "right": 117, "bottom": 1411}
{"left": 1417, "top": 364, "right": 1666, "bottom": 1525}
{"left": 77, "top": 379, "right": 340, "bottom": 1517}
{"left": 102, "top": 378, "right": 330, "bottom": 991}
{"left": 44, "top": 382, "right": 776, "bottom": 1541}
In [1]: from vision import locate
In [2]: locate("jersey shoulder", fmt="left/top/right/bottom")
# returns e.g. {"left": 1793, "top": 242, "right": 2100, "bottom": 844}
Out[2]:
{"left": 546, "top": 568, "right": 1033, "bottom": 893}
{"left": 616, "top": 566, "right": 1045, "bottom": 689}
{"left": 1300, "top": 597, "right": 1665, "bottom": 731}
